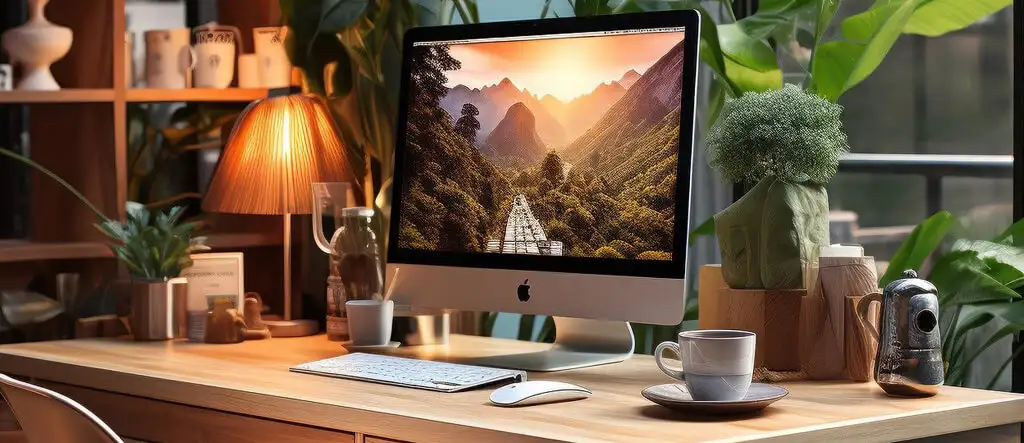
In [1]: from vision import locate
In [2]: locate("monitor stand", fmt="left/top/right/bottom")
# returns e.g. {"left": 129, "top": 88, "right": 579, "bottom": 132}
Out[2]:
{"left": 465, "top": 317, "right": 634, "bottom": 372}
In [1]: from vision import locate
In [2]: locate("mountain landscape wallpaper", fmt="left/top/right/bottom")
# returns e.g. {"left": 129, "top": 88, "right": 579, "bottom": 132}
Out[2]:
{"left": 397, "top": 31, "right": 686, "bottom": 260}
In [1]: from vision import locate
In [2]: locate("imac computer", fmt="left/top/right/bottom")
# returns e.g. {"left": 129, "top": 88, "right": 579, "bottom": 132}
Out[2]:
{"left": 387, "top": 11, "right": 700, "bottom": 371}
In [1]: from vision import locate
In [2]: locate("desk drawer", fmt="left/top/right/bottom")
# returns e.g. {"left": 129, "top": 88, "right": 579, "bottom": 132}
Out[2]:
{"left": 41, "top": 382, "right": 353, "bottom": 443}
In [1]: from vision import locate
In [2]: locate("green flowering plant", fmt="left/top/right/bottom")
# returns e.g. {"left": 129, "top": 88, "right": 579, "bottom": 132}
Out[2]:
{"left": 706, "top": 84, "right": 850, "bottom": 185}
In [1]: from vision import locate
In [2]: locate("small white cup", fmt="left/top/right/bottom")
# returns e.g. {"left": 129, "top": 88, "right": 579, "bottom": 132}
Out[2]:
{"left": 655, "top": 330, "right": 756, "bottom": 401}
{"left": 193, "top": 27, "right": 238, "bottom": 89}
{"left": 345, "top": 300, "right": 393, "bottom": 346}
{"left": 144, "top": 29, "right": 193, "bottom": 89}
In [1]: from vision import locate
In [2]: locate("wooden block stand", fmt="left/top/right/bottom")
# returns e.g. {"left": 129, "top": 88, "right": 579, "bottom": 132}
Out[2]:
{"left": 699, "top": 265, "right": 804, "bottom": 371}
{"left": 718, "top": 288, "right": 804, "bottom": 371}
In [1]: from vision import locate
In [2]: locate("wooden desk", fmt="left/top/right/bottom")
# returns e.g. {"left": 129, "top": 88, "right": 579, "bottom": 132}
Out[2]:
{"left": 0, "top": 335, "right": 1021, "bottom": 443}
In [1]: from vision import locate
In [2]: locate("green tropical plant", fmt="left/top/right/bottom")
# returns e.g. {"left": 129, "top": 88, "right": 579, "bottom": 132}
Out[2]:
{"left": 127, "top": 104, "right": 241, "bottom": 209}
{"left": 884, "top": 211, "right": 1024, "bottom": 389}
{"left": 0, "top": 148, "right": 208, "bottom": 281}
{"left": 96, "top": 203, "right": 208, "bottom": 280}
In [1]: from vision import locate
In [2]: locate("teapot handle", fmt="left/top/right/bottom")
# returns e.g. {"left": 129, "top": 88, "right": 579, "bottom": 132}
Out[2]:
{"left": 856, "top": 291, "right": 883, "bottom": 342}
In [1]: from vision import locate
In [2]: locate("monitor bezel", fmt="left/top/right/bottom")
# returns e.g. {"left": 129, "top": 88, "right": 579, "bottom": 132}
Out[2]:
{"left": 388, "top": 10, "right": 700, "bottom": 279}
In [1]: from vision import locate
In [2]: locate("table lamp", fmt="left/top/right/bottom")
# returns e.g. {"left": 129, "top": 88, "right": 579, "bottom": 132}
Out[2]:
{"left": 203, "top": 94, "right": 352, "bottom": 337}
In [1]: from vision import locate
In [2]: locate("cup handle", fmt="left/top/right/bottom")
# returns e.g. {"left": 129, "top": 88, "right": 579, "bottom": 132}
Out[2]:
{"left": 654, "top": 341, "right": 685, "bottom": 380}
{"left": 856, "top": 291, "right": 883, "bottom": 342}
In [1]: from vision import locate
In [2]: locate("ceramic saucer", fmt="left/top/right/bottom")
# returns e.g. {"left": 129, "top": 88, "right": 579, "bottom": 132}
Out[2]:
{"left": 641, "top": 383, "right": 788, "bottom": 415}
{"left": 342, "top": 341, "right": 401, "bottom": 351}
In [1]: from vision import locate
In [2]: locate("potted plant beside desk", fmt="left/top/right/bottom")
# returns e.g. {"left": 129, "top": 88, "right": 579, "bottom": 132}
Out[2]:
{"left": 0, "top": 148, "right": 208, "bottom": 340}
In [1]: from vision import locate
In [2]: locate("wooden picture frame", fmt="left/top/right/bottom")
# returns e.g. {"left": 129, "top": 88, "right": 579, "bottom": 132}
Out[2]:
{"left": 180, "top": 252, "right": 245, "bottom": 312}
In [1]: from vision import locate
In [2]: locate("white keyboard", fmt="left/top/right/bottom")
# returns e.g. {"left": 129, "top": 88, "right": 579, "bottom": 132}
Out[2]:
{"left": 290, "top": 353, "right": 527, "bottom": 392}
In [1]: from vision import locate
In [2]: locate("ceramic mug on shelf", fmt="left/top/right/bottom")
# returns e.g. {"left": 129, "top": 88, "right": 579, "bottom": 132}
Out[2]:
{"left": 253, "top": 26, "right": 291, "bottom": 88}
{"left": 144, "top": 28, "right": 194, "bottom": 89}
{"left": 655, "top": 330, "right": 756, "bottom": 401}
{"left": 192, "top": 23, "right": 242, "bottom": 89}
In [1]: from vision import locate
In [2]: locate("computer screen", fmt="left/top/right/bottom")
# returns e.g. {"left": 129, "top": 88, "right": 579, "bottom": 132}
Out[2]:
{"left": 395, "top": 25, "right": 688, "bottom": 264}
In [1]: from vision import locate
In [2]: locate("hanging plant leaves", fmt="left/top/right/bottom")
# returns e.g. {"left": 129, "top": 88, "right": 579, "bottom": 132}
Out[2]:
{"left": 319, "top": 0, "right": 370, "bottom": 33}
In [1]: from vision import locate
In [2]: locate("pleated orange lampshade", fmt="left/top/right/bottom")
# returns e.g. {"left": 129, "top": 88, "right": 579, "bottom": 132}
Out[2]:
{"left": 203, "top": 94, "right": 351, "bottom": 215}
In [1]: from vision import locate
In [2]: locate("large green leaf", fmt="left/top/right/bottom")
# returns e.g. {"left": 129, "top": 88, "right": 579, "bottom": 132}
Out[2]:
{"left": 717, "top": 24, "right": 783, "bottom": 93}
{"left": 695, "top": 7, "right": 740, "bottom": 97}
{"left": 811, "top": 0, "right": 923, "bottom": 101}
{"left": 904, "top": 0, "right": 1011, "bottom": 37}
{"left": 993, "top": 217, "right": 1024, "bottom": 247}
{"left": 931, "top": 250, "right": 1022, "bottom": 306}
{"left": 880, "top": 210, "right": 954, "bottom": 286}
{"left": 737, "top": 0, "right": 818, "bottom": 40}
{"left": 815, "top": 0, "right": 841, "bottom": 44}
{"left": 718, "top": 24, "right": 780, "bottom": 72}
{"left": 953, "top": 239, "right": 1024, "bottom": 285}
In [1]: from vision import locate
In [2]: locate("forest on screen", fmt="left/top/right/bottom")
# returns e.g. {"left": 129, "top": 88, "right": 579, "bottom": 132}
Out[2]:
{"left": 397, "top": 32, "right": 685, "bottom": 260}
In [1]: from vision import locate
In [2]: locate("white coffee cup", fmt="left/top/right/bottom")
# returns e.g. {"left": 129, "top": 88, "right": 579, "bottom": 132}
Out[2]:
{"left": 193, "top": 24, "right": 241, "bottom": 89}
{"left": 253, "top": 27, "right": 291, "bottom": 88}
{"left": 345, "top": 300, "right": 394, "bottom": 346}
{"left": 655, "top": 330, "right": 756, "bottom": 401}
{"left": 144, "top": 29, "right": 193, "bottom": 89}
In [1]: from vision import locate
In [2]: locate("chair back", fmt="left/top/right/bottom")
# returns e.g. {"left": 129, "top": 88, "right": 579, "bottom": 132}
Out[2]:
{"left": 0, "top": 373, "right": 122, "bottom": 443}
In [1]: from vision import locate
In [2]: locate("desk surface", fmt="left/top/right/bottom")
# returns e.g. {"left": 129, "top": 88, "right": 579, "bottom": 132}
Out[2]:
{"left": 0, "top": 335, "right": 1022, "bottom": 443}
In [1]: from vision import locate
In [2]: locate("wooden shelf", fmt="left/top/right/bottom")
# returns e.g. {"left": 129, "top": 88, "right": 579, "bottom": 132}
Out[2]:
{"left": 126, "top": 88, "right": 268, "bottom": 103}
{"left": 204, "top": 232, "right": 282, "bottom": 249}
{"left": 0, "top": 240, "right": 113, "bottom": 263}
{"left": 0, "top": 89, "right": 115, "bottom": 103}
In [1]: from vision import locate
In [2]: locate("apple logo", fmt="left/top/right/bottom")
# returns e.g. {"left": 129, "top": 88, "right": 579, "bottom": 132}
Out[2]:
{"left": 517, "top": 279, "right": 531, "bottom": 302}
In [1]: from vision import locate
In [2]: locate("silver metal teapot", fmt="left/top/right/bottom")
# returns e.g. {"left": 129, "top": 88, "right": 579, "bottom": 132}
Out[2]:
{"left": 857, "top": 269, "right": 943, "bottom": 397}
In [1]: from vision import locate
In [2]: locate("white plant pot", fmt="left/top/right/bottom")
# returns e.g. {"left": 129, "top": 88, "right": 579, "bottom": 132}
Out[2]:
{"left": 1, "top": 0, "right": 73, "bottom": 91}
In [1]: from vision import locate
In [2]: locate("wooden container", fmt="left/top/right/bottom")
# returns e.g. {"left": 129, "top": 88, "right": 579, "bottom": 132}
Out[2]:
{"left": 800, "top": 256, "right": 879, "bottom": 380}
{"left": 717, "top": 287, "right": 805, "bottom": 371}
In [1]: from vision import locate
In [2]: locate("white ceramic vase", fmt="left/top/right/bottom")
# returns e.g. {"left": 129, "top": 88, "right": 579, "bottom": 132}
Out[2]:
{"left": 1, "top": 0, "right": 73, "bottom": 91}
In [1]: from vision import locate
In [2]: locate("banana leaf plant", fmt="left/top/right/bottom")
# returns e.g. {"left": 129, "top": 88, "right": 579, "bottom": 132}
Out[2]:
{"left": 883, "top": 211, "right": 1024, "bottom": 389}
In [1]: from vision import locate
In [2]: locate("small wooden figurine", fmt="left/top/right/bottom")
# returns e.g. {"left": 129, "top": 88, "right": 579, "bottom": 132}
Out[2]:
{"left": 242, "top": 292, "right": 272, "bottom": 340}
{"left": 204, "top": 298, "right": 246, "bottom": 344}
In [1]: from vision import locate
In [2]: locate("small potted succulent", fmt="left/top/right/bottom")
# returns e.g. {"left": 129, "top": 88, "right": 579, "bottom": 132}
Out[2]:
{"left": 0, "top": 148, "right": 208, "bottom": 339}
{"left": 707, "top": 84, "right": 849, "bottom": 290}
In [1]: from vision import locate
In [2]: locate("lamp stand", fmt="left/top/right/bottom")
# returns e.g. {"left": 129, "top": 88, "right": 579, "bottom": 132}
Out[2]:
{"left": 264, "top": 212, "right": 318, "bottom": 337}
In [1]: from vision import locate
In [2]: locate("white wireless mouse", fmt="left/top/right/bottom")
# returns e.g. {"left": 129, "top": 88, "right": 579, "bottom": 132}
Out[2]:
{"left": 489, "top": 381, "right": 592, "bottom": 407}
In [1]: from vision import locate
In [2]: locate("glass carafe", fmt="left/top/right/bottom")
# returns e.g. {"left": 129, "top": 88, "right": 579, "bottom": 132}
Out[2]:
{"left": 312, "top": 183, "right": 384, "bottom": 341}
